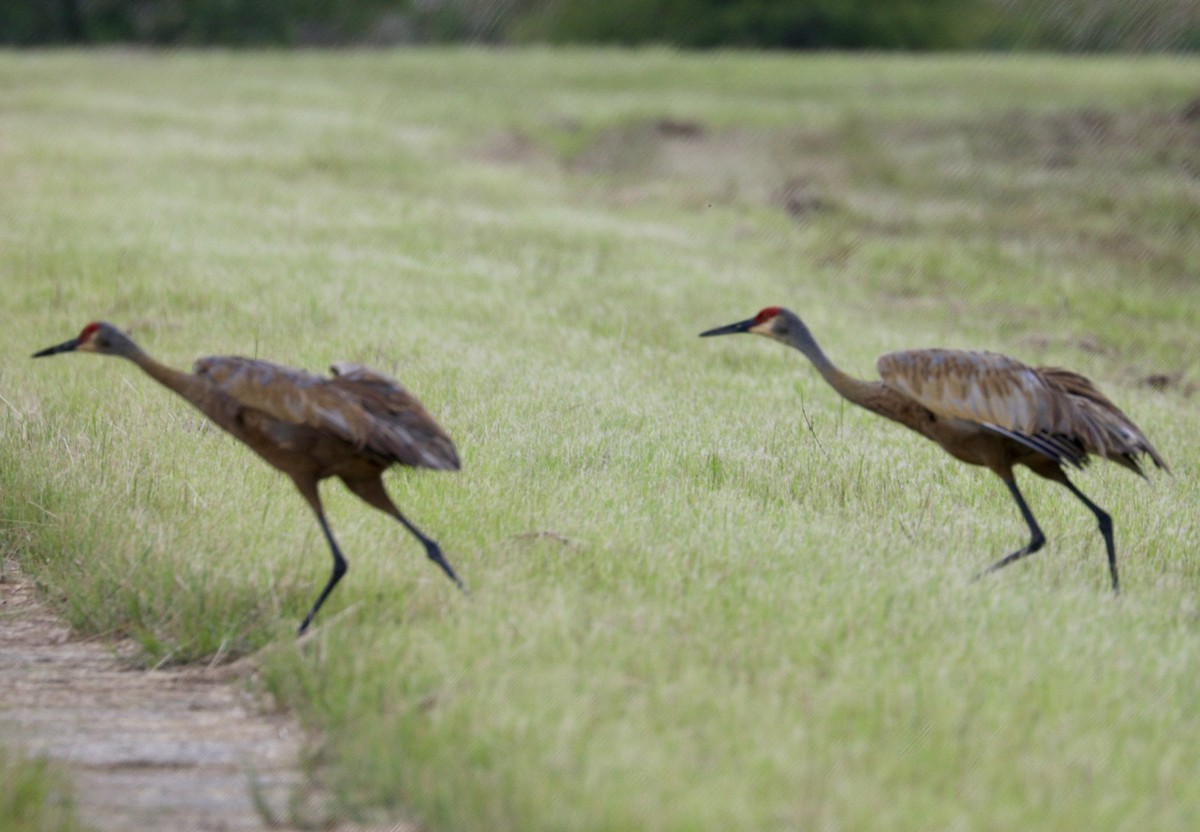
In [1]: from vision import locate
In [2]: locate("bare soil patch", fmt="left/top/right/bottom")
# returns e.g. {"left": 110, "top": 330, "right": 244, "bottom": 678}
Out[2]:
{"left": 0, "top": 562, "right": 410, "bottom": 832}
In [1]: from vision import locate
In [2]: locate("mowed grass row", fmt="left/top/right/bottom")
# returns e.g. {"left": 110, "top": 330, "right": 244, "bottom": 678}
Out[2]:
{"left": 1, "top": 50, "right": 1198, "bottom": 830}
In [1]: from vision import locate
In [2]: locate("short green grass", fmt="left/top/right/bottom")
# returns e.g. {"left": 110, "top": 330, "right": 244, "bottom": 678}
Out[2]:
{"left": 0, "top": 747, "right": 84, "bottom": 832}
{"left": 1, "top": 49, "right": 1198, "bottom": 830}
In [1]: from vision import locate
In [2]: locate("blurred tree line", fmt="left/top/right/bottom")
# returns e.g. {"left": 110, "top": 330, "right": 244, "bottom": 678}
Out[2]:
{"left": 3, "top": 0, "right": 1198, "bottom": 49}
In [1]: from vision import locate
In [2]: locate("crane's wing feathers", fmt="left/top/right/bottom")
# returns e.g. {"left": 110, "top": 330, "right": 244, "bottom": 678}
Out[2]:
{"left": 877, "top": 351, "right": 1056, "bottom": 433}
{"left": 194, "top": 356, "right": 458, "bottom": 471}
{"left": 975, "top": 422, "right": 1088, "bottom": 470}
{"left": 1035, "top": 366, "right": 1167, "bottom": 473}
{"left": 328, "top": 362, "right": 459, "bottom": 470}
{"left": 876, "top": 349, "right": 1166, "bottom": 471}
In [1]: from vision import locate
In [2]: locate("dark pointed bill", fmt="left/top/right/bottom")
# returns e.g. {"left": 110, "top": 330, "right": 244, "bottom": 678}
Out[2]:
{"left": 31, "top": 338, "right": 80, "bottom": 358}
{"left": 699, "top": 318, "right": 755, "bottom": 338}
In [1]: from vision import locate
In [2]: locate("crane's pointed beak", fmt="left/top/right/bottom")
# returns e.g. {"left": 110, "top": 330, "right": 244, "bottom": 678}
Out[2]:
{"left": 699, "top": 318, "right": 755, "bottom": 337}
{"left": 32, "top": 337, "right": 81, "bottom": 358}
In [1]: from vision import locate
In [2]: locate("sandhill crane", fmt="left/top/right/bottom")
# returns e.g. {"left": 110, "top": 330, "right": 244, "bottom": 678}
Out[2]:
{"left": 33, "top": 321, "right": 465, "bottom": 634}
{"left": 701, "top": 307, "right": 1167, "bottom": 591}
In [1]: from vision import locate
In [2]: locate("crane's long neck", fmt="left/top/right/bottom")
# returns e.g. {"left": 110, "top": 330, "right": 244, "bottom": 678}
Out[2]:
{"left": 124, "top": 348, "right": 210, "bottom": 409}
{"left": 781, "top": 319, "right": 886, "bottom": 414}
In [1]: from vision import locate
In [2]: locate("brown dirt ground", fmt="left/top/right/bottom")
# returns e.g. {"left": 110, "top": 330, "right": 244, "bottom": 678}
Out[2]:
{"left": 0, "top": 561, "right": 412, "bottom": 832}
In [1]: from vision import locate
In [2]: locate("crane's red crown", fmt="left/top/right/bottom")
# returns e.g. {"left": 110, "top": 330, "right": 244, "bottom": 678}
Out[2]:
{"left": 754, "top": 307, "right": 782, "bottom": 324}
{"left": 79, "top": 322, "right": 100, "bottom": 341}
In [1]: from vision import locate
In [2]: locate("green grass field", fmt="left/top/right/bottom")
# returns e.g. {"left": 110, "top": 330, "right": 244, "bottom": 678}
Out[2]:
{"left": 1, "top": 49, "right": 1198, "bottom": 830}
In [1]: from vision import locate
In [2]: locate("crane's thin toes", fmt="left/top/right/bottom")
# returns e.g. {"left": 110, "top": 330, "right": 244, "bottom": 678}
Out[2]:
{"left": 424, "top": 544, "right": 467, "bottom": 593}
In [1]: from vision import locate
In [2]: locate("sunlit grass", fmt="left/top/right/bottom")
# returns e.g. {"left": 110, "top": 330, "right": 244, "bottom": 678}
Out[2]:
{"left": 1, "top": 49, "right": 1198, "bottom": 830}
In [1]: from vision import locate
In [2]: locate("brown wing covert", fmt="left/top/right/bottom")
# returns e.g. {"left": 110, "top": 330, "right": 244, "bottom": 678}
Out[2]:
{"left": 194, "top": 355, "right": 371, "bottom": 445}
{"left": 876, "top": 349, "right": 1065, "bottom": 431}
{"left": 877, "top": 349, "right": 1166, "bottom": 472}
{"left": 329, "top": 362, "right": 460, "bottom": 471}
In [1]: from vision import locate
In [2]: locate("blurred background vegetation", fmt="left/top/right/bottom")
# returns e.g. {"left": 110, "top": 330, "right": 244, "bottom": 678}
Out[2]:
{"left": 4, "top": 0, "right": 1199, "bottom": 50}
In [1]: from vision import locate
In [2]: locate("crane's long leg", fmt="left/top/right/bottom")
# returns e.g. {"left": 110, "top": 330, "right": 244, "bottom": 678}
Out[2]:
{"left": 294, "top": 479, "right": 348, "bottom": 636}
{"left": 973, "top": 475, "right": 1046, "bottom": 582}
{"left": 342, "top": 476, "right": 467, "bottom": 593}
{"left": 1057, "top": 474, "right": 1118, "bottom": 593}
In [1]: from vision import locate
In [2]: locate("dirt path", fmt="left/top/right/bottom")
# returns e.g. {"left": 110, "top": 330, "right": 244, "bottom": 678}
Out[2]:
{"left": 0, "top": 562, "right": 404, "bottom": 832}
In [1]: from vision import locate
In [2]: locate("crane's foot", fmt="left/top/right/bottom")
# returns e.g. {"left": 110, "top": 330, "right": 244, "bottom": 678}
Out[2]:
{"left": 424, "top": 541, "right": 468, "bottom": 595}
{"left": 971, "top": 532, "right": 1046, "bottom": 584}
{"left": 296, "top": 606, "right": 324, "bottom": 637}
